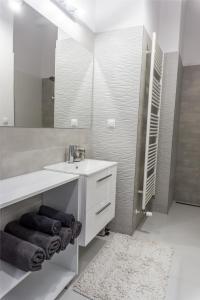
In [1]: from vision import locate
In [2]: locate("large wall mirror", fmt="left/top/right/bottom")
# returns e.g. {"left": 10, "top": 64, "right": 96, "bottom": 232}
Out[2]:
{"left": 0, "top": 0, "right": 93, "bottom": 128}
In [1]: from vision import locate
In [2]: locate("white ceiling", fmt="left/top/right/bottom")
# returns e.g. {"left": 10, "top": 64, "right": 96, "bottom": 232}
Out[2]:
{"left": 26, "top": 0, "right": 200, "bottom": 65}
{"left": 63, "top": 0, "right": 96, "bottom": 31}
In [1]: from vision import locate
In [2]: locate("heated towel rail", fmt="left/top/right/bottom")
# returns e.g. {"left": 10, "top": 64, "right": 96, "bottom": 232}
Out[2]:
{"left": 142, "top": 32, "right": 164, "bottom": 210}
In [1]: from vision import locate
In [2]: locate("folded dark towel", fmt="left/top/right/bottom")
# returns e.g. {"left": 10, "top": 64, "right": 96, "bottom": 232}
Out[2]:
{"left": 20, "top": 212, "right": 61, "bottom": 236}
{"left": 0, "top": 231, "right": 45, "bottom": 272}
{"left": 39, "top": 205, "right": 75, "bottom": 228}
{"left": 5, "top": 221, "right": 61, "bottom": 260}
{"left": 70, "top": 221, "right": 82, "bottom": 245}
{"left": 57, "top": 227, "right": 72, "bottom": 252}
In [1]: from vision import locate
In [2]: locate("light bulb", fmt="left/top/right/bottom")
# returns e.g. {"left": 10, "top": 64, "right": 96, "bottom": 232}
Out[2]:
{"left": 74, "top": 8, "right": 85, "bottom": 20}
{"left": 51, "top": 0, "right": 85, "bottom": 23}
{"left": 9, "top": 0, "right": 23, "bottom": 13}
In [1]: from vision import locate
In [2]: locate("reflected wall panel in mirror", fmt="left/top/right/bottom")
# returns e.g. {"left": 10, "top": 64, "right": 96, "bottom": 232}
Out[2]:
{"left": 55, "top": 32, "right": 93, "bottom": 129}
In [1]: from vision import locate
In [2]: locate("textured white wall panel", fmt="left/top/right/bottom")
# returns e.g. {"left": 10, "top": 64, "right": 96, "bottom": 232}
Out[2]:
{"left": 91, "top": 27, "right": 144, "bottom": 234}
{"left": 54, "top": 38, "right": 93, "bottom": 129}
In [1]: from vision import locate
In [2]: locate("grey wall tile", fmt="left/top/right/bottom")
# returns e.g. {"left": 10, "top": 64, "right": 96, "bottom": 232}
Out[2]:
{"left": 0, "top": 127, "right": 90, "bottom": 179}
{"left": 175, "top": 65, "right": 200, "bottom": 206}
{"left": 154, "top": 52, "right": 181, "bottom": 213}
{"left": 168, "top": 56, "right": 183, "bottom": 210}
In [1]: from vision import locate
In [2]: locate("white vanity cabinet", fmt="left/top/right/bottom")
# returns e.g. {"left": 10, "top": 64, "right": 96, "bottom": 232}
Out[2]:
{"left": 0, "top": 170, "right": 79, "bottom": 300}
{"left": 45, "top": 159, "right": 118, "bottom": 246}
{"left": 80, "top": 165, "right": 117, "bottom": 246}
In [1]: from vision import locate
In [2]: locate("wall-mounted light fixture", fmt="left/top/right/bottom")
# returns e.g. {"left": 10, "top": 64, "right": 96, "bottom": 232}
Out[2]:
{"left": 9, "top": 0, "right": 23, "bottom": 13}
{"left": 51, "top": 0, "right": 85, "bottom": 22}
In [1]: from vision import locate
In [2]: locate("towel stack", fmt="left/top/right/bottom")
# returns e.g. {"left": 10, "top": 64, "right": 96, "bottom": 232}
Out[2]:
{"left": 0, "top": 206, "right": 82, "bottom": 272}
{"left": 39, "top": 206, "right": 82, "bottom": 246}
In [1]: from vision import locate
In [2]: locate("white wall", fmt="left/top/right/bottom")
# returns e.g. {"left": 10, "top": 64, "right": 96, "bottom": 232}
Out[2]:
{"left": 157, "top": 0, "right": 183, "bottom": 53}
{"left": 95, "top": 0, "right": 145, "bottom": 33}
{"left": 95, "top": 0, "right": 160, "bottom": 38}
{"left": 0, "top": 0, "right": 14, "bottom": 126}
{"left": 143, "top": 0, "right": 160, "bottom": 38}
{"left": 95, "top": 0, "right": 185, "bottom": 54}
{"left": 179, "top": 0, "right": 187, "bottom": 56}
{"left": 181, "top": 0, "right": 200, "bottom": 66}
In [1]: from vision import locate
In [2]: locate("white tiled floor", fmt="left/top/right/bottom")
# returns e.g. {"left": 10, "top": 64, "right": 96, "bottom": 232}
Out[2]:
{"left": 59, "top": 202, "right": 200, "bottom": 300}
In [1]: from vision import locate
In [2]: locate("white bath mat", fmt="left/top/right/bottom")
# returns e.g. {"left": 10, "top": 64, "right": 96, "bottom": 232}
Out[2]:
{"left": 73, "top": 233, "right": 174, "bottom": 300}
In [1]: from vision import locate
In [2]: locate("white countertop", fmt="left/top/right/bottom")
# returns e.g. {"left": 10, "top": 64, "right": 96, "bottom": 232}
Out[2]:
{"left": 0, "top": 170, "right": 79, "bottom": 209}
{"left": 44, "top": 159, "right": 118, "bottom": 176}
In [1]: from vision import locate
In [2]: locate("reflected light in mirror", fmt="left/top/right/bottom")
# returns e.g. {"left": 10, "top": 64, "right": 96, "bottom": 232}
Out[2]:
{"left": 9, "top": 0, "right": 23, "bottom": 13}
{"left": 74, "top": 8, "right": 86, "bottom": 21}
{"left": 52, "top": 0, "right": 85, "bottom": 22}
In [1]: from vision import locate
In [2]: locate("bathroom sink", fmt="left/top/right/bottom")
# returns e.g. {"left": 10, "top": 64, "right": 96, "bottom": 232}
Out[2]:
{"left": 44, "top": 159, "right": 117, "bottom": 176}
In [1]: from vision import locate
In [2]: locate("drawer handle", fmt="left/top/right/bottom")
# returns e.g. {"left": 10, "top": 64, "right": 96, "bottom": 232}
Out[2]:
{"left": 97, "top": 174, "right": 112, "bottom": 183}
{"left": 96, "top": 202, "right": 111, "bottom": 215}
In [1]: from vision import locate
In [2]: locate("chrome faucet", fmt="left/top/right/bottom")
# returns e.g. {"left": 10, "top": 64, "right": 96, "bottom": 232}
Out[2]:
{"left": 67, "top": 145, "right": 86, "bottom": 163}
{"left": 68, "top": 145, "right": 76, "bottom": 163}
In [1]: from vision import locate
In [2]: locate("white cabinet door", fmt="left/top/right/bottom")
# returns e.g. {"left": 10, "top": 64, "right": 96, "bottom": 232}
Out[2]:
{"left": 80, "top": 166, "right": 117, "bottom": 246}
{"left": 85, "top": 200, "right": 115, "bottom": 246}
{"left": 85, "top": 167, "right": 117, "bottom": 213}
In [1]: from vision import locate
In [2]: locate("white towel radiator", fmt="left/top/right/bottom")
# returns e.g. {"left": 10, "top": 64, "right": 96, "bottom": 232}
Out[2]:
{"left": 141, "top": 32, "right": 164, "bottom": 211}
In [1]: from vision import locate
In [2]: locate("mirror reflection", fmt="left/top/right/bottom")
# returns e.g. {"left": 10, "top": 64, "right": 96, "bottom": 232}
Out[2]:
{"left": 14, "top": 4, "right": 57, "bottom": 128}
{"left": 0, "top": 2, "right": 93, "bottom": 128}
{"left": 54, "top": 31, "right": 94, "bottom": 129}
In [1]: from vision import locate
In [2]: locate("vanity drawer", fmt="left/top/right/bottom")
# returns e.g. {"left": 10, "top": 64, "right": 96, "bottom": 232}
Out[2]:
{"left": 84, "top": 200, "right": 115, "bottom": 246}
{"left": 85, "top": 166, "right": 117, "bottom": 213}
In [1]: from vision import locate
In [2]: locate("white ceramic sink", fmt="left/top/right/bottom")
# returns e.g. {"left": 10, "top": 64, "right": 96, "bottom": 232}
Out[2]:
{"left": 44, "top": 159, "right": 117, "bottom": 176}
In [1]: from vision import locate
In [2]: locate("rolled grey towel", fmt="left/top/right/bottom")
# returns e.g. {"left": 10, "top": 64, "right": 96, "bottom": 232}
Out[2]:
{"left": 57, "top": 227, "right": 72, "bottom": 252}
{"left": 72, "top": 221, "right": 82, "bottom": 239}
{"left": 0, "top": 231, "right": 45, "bottom": 272}
{"left": 39, "top": 205, "right": 75, "bottom": 228}
{"left": 20, "top": 212, "right": 61, "bottom": 236}
{"left": 70, "top": 221, "right": 82, "bottom": 245}
{"left": 5, "top": 221, "right": 61, "bottom": 260}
